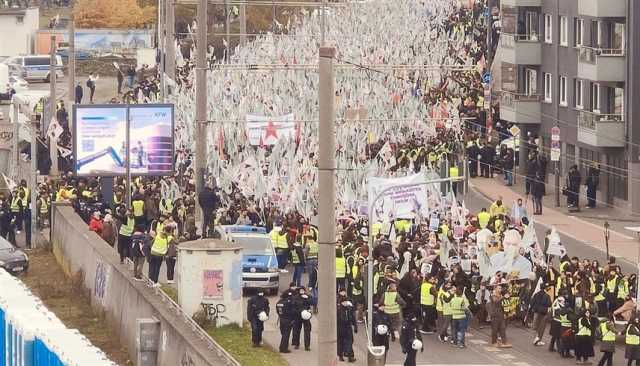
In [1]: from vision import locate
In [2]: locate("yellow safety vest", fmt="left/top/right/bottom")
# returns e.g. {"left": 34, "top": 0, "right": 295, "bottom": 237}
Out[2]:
{"left": 606, "top": 277, "right": 618, "bottom": 293}
{"left": 150, "top": 235, "right": 169, "bottom": 256}
{"left": 618, "top": 279, "right": 629, "bottom": 300}
{"left": 10, "top": 197, "right": 22, "bottom": 212}
{"left": 420, "top": 283, "right": 435, "bottom": 306}
{"left": 442, "top": 294, "right": 452, "bottom": 316}
{"left": 373, "top": 272, "right": 380, "bottom": 292}
{"left": 560, "top": 261, "right": 570, "bottom": 273}
{"left": 335, "top": 257, "right": 346, "bottom": 279}
{"left": 477, "top": 211, "right": 490, "bottom": 229}
{"left": 450, "top": 295, "right": 467, "bottom": 320}
{"left": 119, "top": 217, "right": 135, "bottom": 236}
{"left": 383, "top": 292, "right": 400, "bottom": 314}
{"left": 291, "top": 245, "right": 302, "bottom": 264}
{"left": 307, "top": 241, "right": 319, "bottom": 259}
{"left": 270, "top": 229, "right": 289, "bottom": 249}
{"left": 39, "top": 197, "right": 49, "bottom": 214}
{"left": 394, "top": 219, "right": 411, "bottom": 234}
{"left": 627, "top": 326, "right": 640, "bottom": 346}
{"left": 21, "top": 187, "right": 30, "bottom": 203}
{"left": 594, "top": 285, "right": 605, "bottom": 302}
{"left": 449, "top": 166, "right": 459, "bottom": 178}
{"left": 160, "top": 199, "right": 174, "bottom": 215}
{"left": 132, "top": 200, "right": 144, "bottom": 217}
{"left": 436, "top": 288, "right": 445, "bottom": 312}
{"left": 371, "top": 222, "right": 383, "bottom": 237}
{"left": 576, "top": 319, "right": 592, "bottom": 336}
{"left": 558, "top": 314, "right": 571, "bottom": 328}
{"left": 601, "top": 322, "right": 616, "bottom": 342}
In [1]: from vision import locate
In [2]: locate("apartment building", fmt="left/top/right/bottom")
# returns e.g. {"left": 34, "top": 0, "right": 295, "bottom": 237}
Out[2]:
{"left": 497, "top": 0, "right": 640, "bottom": 212}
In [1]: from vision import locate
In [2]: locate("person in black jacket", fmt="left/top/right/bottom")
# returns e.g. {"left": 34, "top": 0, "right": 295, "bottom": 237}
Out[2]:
{"left": 276, "top": 290, "right": 296, "bottom": 353}
{"left": 75, "top": 82, "right": 83, "bottom": 104}
{"left": 130, "top": 227, "right": 148, "bottom": 281}
{"left": 530, "top": 283, "right": 553, "bottom": 346}
{"left": 586, "top": 164, "right": 600, "bottom": 208}
{"left": 400, "top": 315, "right": 423, "bottom": 366}
{"left": 480, "top": 143, "right": 495, "bottom": 178}
{"left": 247, "top": 291, "right": 270, "bottom": 347}
{"left": 337, "top": 291, "right": 357, "bottom": 363}
{"left": 198, "top": 184, "right": 219, "bottom": 238}
{"left": 291, "top": 286, "right": 312, "bottom": 351}
{"left": 372, "top": 304, "right": 391, "bottom": 352}
{"left": 567, "top": 165, "right": 582, "bottom": 209}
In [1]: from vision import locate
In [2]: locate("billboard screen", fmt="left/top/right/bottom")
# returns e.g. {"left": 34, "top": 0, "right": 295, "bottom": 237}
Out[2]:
{"left": 73, "top": 104, "right": 174, "bottom": 176}
{"left": 128, "top": 105, "right": 174, "bottom": 175}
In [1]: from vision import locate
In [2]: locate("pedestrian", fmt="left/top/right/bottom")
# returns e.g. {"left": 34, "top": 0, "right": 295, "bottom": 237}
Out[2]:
{"left": 247, "top": 290, "right": 270, "bottom": 347}
{"left": 530, "top": 283, "right": 552, "bottom": 346}
{"left": 291, "top": 241, "right": 305, "bottom": 287}
{"left": 116, "top": 67, "right": 124, "bottom": 94}
{"left": 400, "top": 315, "right": 422, "bottom": 366}
{"left": 567, "top": 164, "right": 582, "bottom": 209}
{"left": 291, "top": 286, "right": 312, "bottom": 351}
{"left": 586, "top": 163, "right": 600, "bottom": 209}
{"left": 574, "top": 309, "right": 595, "bottom": 364}
{"left": 131, "top": 192, "right": 146, "bottom": 230}
{"left": 148, "top": 226, "right": 171, "bottom": 287}
{"left": 449, "top": 286, "right": 469, "bottom": 347}
{"left": 117, "top": 209, "right": 135, "bottom": 263}
{"left": 304, "top": 226, "right": 319, "bottom": 288}
{"left": 276, "top": 290, "right": 296, "bottom": 353}
{"left": 130, "top": 226, "right": 147, "bottom": 281}
{"left": 86, "top": 73, "right": 98, "bottom": 103}
{"left": 490, "top": 286, "right": 512, "bottom": 348}
{"left": 270, "top": 224, "right": 290, "bottom": 270}
{"left": 372, "top": 304, "right": 391, "bottom": 352}
{"left": 101, "top": 214, "right": 116, "bottom": 247}
{"left": 88, "top": 211, "right": 103, "bottom": 236}
{"left": 75, "top": 82, "right": 83, "bottom": 104}
{"left": 532, "top": 173, "right": 544, "bottom": 215}
{"left": 127, "top": 66, "right": 136, "bottom": 88}
{"left": 336, "top": 246, "right": 347, "bottom": 291}
{"left": 381, "top": 282, "right": 406, "bottom": 341}
{"left": 10, "top": 189, "right": 24, "bottom": 233}
{"left": 504, "top": 148, "right": 514, "bottom": 186}
{"left": 437, "top": 282, "right": 453, "bottom": 343}
{"left": 165, "top": 225, "right": 178, "bottom": 284}
{"left": 597, "top": 314, "right": 616, "bottom": 366}
{"left": 198, "top": 183, "right": 218, "bottom": 238}
{"left": 626, "top": 316, "right": 640, "bottom": 366}
{"left": 337, "top": 290, "right": 357, "bottom": 363}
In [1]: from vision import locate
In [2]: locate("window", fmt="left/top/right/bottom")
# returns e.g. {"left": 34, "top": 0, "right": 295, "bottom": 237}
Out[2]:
{"left": 560, "top": 16, "right": 568, "bottom": 46}
{"left": 525, "top": 68, "right": 538, "bottom": 95}
{"left": 575, "top": 79, "right": 583, "bottom": 109}
{"left": 544, "top": 14, "right": 553, "bottom": 44}
{"left": 544, "top": 73, "right": 552, "bottom": 102}
{"left": 526, "top": 12, "right": 539, "bottom": 40}
{"left": 574, "top": 18, "right": 583, "bottom": 47}
{"left": 559, "top": 76, "right": 567, "bottom": 106}
{"left": 591, "top": 20, "right": 602, "bottom": 47}
{"left": 591, "top": 83, "right": 600, "bottom": 112}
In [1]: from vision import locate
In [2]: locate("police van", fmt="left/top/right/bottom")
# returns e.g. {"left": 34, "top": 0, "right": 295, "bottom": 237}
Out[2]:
{"left": 2, "top": 55, "right": 64, "bottom": 82}
{"left": 214, "top": 225, "right": 280, "bottom": 294}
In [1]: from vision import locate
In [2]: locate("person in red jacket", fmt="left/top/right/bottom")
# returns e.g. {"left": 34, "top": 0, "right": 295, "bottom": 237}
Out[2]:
{"left": 89, "top": 211, "right": 103, "bottom": 236}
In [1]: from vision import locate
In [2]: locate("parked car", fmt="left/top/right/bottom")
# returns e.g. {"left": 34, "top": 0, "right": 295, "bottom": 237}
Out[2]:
{"left": 215, "top": 225, "right": 280, "bottom": 294}
{"left": 56, "top": 43, "right": 91, "bottom": 61}
{"left": 0, "top": 237, "right": 29, "bottom": 275}
{"left": 2, "top": 55, "right": 64, "bottom": 82}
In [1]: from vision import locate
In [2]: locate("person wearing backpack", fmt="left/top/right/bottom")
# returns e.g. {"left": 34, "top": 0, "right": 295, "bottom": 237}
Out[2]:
{"left": 86, "top": 73, "right": 98, "bottom": 103}
{"left": 130, "top": 226, "right": 147, "bottom": 281}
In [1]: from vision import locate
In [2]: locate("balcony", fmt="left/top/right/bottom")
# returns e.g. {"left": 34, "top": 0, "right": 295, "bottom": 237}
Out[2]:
{"left": 577, "top": 111, "right": 625, "bottom": 147}
{"left": 499, "top": 91, "right": 541, "bottom": 124}
{"left": 501, "top": 0, "right": 542, "bottom": 6}
{"left": 577, "top": 47, "right": 625, "bottom": 82}
{"left": 500, "top": 33, "right": 541, "bottom": 65}
{"left": 578, "top": 0, "right": 626, "bottom": 18}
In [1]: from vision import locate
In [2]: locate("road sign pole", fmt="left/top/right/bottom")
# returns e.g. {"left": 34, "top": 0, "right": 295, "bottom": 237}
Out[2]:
{"left": 551, "top": 126, "right": 561, "bottom": 207}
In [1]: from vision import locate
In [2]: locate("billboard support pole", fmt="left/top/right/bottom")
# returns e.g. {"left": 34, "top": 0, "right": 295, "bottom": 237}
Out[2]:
{"left": 68, "top": 19, "right": 75, "bottom": 131}
{"left": 125, "top": 108, "right": 132, "bottom": 208}
{"left": 29, "top": 118, "right": 37, "bottom": 250}
{"left": 195, "top": 0, "right": 207, "bottom": 225}
{"left": 49, "top": 36, "right": 59, "bottom": 178}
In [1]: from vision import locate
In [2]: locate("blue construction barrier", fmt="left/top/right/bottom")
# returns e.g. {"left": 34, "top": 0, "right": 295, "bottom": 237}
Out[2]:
{"left": 0, "top": 269, "right": 116, "bottom": 366}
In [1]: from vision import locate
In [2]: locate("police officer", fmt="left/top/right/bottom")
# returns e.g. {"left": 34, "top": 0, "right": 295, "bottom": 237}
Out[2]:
{"left": 372, "top": 304, "right": 391, "bottom": 352}
{"left": 291, "top": 286, "right": 312, "bottom": 351}
{"left": 400, "top": 315, "right": 423, "bottom": 366}
{"left": 337, "top": 289, "right": 357, "bottom": 363}
{"left": 276, "top": 290, "right": 296, "bottom": 353}
{"left": 247, "top": 290, "right": 270, "bottom": 347}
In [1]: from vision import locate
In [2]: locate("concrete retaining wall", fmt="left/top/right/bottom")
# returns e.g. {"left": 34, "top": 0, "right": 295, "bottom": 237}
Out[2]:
{"left": 50, "top": 203, "right": 239, "bottom": 366}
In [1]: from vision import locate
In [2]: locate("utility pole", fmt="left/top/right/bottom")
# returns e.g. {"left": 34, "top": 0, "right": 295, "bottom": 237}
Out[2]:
{"left": 49, "top": 36, "right": 59, "bottom": 177}
{"left": 317, "top": 46, "right": 337, "bottom": 366}
{"left": 29, "top": 115, "right": 37, "bottom": 249}
{"left": 239, "top": 3, "right": 246, "bottom": 46}
{"left": 225, "top": 0, "right": 231, "bottom": 62}
{"left": 166, "top": 0, "right": 176, "bottom": 94}
{"left": 195, "top": 0, "right": 207, "bottom": 210}
{"left": 159, "top": 0, "right": 166, "bottom": 102}
{"left": 67, "top": 19, "right": 75, "bottom": 131}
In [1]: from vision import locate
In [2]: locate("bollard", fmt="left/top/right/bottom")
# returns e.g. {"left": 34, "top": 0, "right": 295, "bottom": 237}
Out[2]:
{"left": 367, "top": 345, "right": 386, "bottom": 366}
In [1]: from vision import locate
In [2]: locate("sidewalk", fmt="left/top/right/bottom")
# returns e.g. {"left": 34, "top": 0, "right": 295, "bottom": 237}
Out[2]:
{"left": 470, "top": 176, "right": 640, "bottom": 264}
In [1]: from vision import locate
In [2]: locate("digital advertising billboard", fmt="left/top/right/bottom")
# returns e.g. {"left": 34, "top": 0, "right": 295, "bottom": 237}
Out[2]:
{"left": 73, "top": 104, "right": 174, "bottom": 176}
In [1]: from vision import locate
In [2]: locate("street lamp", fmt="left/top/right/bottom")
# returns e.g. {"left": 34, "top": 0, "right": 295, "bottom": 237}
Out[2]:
{"left": 604, "top": 221, "right": 610, "bottom": 262}
{"left": 624, "top": 226, "right": 640, "bottom": 310}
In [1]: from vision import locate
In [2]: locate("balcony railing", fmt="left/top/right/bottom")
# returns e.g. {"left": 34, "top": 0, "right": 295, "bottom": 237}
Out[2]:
{"left": 499, "top": 91, "right": 540, "bottom": 109}
{"left": 577, "top": 110, "right": 624, "bottom": 130}
{"left": 578, "top": 46, "right": 624, "bottom": 64}
{"left": 501, "top": 32, "right": 540, "bottom": 48}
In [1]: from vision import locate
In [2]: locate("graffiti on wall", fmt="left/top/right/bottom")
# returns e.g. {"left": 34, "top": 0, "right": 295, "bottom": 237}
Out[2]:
{"left": 201, "top": 303, "right": 229, "bottom": 323}
{"left": 94, "top": 259, "right": 110, "bottom": 303}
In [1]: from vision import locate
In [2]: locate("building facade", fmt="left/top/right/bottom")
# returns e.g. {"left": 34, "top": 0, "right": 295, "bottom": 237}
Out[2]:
{"left": 497, "top": 0, "right": 640, "bottom": 212}
{"left": 0, "top": 7, "right": 39, "bottom": 58}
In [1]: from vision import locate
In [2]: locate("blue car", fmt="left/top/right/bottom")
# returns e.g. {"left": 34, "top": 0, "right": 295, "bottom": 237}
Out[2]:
{"left": 215, "top": 225, "right": 280, "bottom": 294}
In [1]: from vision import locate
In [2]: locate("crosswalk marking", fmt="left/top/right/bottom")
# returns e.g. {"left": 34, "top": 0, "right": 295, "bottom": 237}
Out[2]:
{"left": 513, "top": 362, "right": 532, "bottom": 366}
{"left": 469, "top": 339, "right": 488, "bottom": 345}
{"left": 496, "top": 354, "right": 516, "bottom": 360}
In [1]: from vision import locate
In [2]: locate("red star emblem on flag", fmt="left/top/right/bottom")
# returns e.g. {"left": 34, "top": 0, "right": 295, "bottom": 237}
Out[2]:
{"left": 264, "top": 120, "right": 278, "bottom": 140}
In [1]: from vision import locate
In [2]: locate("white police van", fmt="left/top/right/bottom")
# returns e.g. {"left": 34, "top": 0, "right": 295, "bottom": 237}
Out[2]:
{"left": 2, "top": 55, "right": 64, "bottom": 82}
{"left": 215, "top": 225, "right": 280, "bottom": 294}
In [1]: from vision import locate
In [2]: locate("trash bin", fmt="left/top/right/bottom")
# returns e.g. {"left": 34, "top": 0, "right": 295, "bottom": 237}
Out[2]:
{"left": 367, "top": 345, "right": 386, "bottom": 366}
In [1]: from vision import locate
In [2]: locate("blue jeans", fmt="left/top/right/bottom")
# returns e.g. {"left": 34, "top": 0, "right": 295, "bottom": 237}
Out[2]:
{"left": 306, "top": 258, "right": 318, "bottom": 287}
{"left": 506, "top": 170, "right": 513, "bottom": 186}
{"left": 452, "top": 319, "right": 466, "bottom": 345}
{"left": 293, "top": 264, "right": 304, "bottom": 286}
{"left": 276, "top": 249, "right": 288, "bottom": 269}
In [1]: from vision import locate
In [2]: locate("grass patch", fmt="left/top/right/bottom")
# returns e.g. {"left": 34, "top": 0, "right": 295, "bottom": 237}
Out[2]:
{"left": 160, "top": 285, "right": 178, "bottom": 303}
{"left": 206, "top": 324, "right": 287, "bottom": 366}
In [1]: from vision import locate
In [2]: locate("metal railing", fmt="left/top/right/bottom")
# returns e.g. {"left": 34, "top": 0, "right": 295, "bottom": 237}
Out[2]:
{"left": 577, "top": 110, "right": 624, "bottom": 130}
{"left": 499, "top": 90, "right": 540, "bottom": 109}
{"left": 501, "top": 32, "right": 540, "bottom": 48}
{"left": 579, "top": 46, "right": 625, "bottom": 64}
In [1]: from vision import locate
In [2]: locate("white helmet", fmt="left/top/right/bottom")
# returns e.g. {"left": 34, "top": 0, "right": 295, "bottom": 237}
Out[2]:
{"left": 376, "top": 324, "right": 388, "bottom": 335}
{"left": 258, "top": 311, "right": 269, "bottom": 322}
{"left": 412, "top": 339, "right": 423, "bottom": 350}
{"left": 301, "top": 310, "right": 312, "bottom": 320}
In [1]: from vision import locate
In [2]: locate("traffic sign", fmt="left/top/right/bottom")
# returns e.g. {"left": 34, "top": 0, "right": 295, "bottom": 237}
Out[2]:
{"left": 550, "top": 126, "right": 561, "bottom": 161}
{"left": 509, "top": 125, "right": 520, "bottom": 136}
{"left": 482, "top": 72, "right": 491, "bottom": 84}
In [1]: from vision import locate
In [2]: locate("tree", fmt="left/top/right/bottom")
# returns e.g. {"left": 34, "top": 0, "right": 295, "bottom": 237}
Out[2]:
{"left": 73, "top": 0, "right": 156, "bottom": 29}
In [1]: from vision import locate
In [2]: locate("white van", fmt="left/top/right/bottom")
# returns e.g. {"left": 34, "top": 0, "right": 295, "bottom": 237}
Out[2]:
{"left": 2, "top": 55, "right": 64, "bottom": 82}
